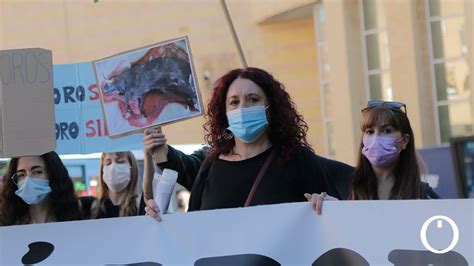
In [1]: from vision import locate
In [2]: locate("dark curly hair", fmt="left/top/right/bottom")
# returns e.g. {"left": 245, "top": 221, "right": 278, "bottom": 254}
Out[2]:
{"left": 0, "top": 151, "right": 82, "bottom": 226}
{"left": 204, "top": 67, "right": 311, "bottom": 162}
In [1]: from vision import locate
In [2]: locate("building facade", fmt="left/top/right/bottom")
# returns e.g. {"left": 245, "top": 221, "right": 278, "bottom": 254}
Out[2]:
{"left": 0, "top": 0, "right": 472, "bottom": 166}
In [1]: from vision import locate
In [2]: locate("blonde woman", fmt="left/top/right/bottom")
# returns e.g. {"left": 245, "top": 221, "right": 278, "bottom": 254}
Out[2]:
{"left": 91, "top": 152, "right": 142, "bottom": 218}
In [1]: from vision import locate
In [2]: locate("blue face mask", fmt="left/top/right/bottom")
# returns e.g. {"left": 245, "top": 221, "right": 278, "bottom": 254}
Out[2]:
{"left": 226, "top": 105, "right": 269, "bottom": 143}
{"left": 15, "top": 176, "right": 52, "bottom": 205}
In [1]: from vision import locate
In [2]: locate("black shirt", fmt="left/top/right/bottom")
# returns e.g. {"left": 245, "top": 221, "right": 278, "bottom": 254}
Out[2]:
{"left": 96, "top": 198, "right": 121, "bottom": 219}
{"left": 189, "top": 146, "right": 354, "bottom": 211}
{"left": 201, "top": 147, "right": 281, "bottom": 210}
{"left": 96, "top": 196, "right": 147, "bottom": 218}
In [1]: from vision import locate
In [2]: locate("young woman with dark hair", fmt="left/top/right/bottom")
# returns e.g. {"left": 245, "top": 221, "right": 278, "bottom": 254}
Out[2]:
{"left": 306, "top": 101, "right": 439, "bottom": 214}
{"left": 0, "top": 151, "right": 83, "bottom": 226}
{"left": 143, "top": 67, "right": 354, "bottom": 220}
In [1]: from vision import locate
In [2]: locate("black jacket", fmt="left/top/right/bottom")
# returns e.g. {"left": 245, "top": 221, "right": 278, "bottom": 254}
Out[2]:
{"left": 158, "top": 145, "right": 354, "bottom": 211}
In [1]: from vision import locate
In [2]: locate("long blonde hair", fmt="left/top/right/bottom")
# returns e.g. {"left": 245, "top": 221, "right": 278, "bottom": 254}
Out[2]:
{"left": 93, "top": 152, "right": 139, "bottom": 217}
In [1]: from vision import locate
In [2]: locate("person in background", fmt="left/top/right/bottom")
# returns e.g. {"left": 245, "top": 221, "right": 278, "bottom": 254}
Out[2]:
{"left": 306, "top": 101, "right": 439, "bottom": 214}
{"left": 90, "top": 152, "right": 144, "bottom": 218}
{"left": 0, "top": 161, "right": 7, "bottom": 194}
{"left": 176, "top": 189, "right": 191, "bottom": 212}
{"left": 0, "top": 151, "right": 83, "bottom": 226}
{"left": 0, "top": 175, "right": 4, "bottom": 192}
{"left": 143, "top": 67, "right": 354, "bottom": 221}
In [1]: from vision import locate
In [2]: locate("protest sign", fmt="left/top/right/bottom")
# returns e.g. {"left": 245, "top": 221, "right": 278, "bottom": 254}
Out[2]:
{"left": 1, "top": 200, "right": 472, "bottom": 265}
{"left": 53, "top": 62, "right": 143, "bottom": 154}
{"left": 0, "top": 48, "right": 55, "bottom": 157}
{"left": 93, "top": 36, "right": 203, "bottom": 138}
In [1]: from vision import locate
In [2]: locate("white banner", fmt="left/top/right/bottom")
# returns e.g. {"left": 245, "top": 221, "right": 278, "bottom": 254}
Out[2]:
{"left": 1, "top": 200, "right": 473, "bottom": 265}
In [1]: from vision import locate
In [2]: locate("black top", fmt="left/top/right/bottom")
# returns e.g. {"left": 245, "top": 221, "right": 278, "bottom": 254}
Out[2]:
{"left": 96, "top": 196, "right": 146, "bottom": 218}
{"left": 96, "top": 198, "right": 121, "bottom": 219}
{"left": 201, "top": 147, "right": 276, "bottom": 209}
{"left": 423, "top": 183, "right": 441, "bottom": 199}
{"left": 78, "top": 196, "right": 95, "bottom": 219}
{"left": 159, "top": 145, "right": 355, "bottom": 211}
{"left": 79, "top": 194, "right": 146, "bottom": 219}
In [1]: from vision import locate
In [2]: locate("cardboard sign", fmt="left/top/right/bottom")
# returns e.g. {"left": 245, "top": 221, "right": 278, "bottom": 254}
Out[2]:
{"left": 53, "top": 62, "right": 143, "bottom": 154}
{"left": 93, "top": 36, "right": 203, "bottom": 138}
{"left": 0, "top": 48, "right": 55, "bottom": 157}
{"left": 1, "top": 200, "right": 472, "bottom": 265}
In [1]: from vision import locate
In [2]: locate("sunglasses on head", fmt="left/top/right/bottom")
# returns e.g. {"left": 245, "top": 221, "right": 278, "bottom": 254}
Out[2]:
{"left": 362, "top": 100, "right": 407, "bottom": 114}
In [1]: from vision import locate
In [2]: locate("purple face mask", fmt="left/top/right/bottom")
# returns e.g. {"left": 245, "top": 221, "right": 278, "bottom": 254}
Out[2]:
{"left": 362, "top": 135, "right": 402, "bottom": 167}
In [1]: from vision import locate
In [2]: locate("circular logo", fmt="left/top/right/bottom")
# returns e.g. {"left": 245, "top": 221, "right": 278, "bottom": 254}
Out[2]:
{"left": 420, "top": 215, "right": 459, "bottom": 254}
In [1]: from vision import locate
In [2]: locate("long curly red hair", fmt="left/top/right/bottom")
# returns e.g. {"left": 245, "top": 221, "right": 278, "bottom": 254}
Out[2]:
{"left": 204, "top": 67, "right": 311, "bottom": 162}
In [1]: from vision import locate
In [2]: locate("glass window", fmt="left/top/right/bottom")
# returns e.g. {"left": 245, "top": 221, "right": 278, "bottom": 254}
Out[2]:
{"left": 327, "top": 121, "right": 336, "bottom": 156}
{"left": 363, "top": 0, "right": 386, "bottom": 30}
{"left": 89, "top": 176, "right": 99, "bottom": 196}
{"left": 315, "top": 5, "right": 335, "bottom": 157}
{"left": 323, "top": 83, "right": 332, "bottom": 118}
{"left": 462, "top": 141, "right": 474, "bottom": 197}
{"left": 431, "top": 17, "right": 467, "bottom": 59}
{"left": 319, "top": 43, "right": 330, "bottom": 82}
{"left": 317, "top": 6, "right": 326, "bottom": 42}
{"left": 369, "top": 72, "right": 392, "bottom": 101}
{"left": 434, "top": 59, "right": 470, "bottom": 101}
{"left": 366, "top": 32, "right": 390, "bottom": 70}
{"left": 438, "top": 102, "right": 473, "bottom": 142}
{"left": 429, "top": 0, "right": 465, "bottom": 17}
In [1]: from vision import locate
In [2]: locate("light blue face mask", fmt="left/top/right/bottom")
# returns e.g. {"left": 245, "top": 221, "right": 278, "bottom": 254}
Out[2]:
{"left": 226, "top": 105, "right": 269, "bottom": 143}
{"left": 15, "top": 176, "right": 52, "bottom": 205}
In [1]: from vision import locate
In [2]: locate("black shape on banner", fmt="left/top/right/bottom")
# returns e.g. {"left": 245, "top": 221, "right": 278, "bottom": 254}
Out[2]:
{"left": 21, "top": 241, "right": 54, "bottom": 265}
{"left": 106, "top": 262, "right": 162, "bottom": 266}
{"left": 195, "top": 254, "right": 281, "bottom": 266}
{"left": 388, "top": 249, "right": 468, "bottom": 266}
{"left": 312, "top": 248, "right": 369, "bottom": 266}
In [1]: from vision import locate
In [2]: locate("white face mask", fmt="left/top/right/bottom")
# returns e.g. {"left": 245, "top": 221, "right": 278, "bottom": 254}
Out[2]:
{"left": 102, "top": 162, "right": 131, "bottom": 192}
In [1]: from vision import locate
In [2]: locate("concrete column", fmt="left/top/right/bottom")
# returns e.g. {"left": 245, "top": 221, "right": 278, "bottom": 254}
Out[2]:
{"left": 324, "top": 0, "right": 366, "bottom": 165}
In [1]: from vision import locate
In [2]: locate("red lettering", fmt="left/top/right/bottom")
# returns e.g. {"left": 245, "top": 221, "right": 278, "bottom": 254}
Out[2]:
{"left": 88, "top": 84, "right": 99, "bottom": 100}
{"left": 96, "top": 119, "right": 102, "bottom": 136}
{"left": 85, "top": 120, "right": 96, "bottom": 137}
{"left": 85, "top": 118, "right": 108, "bottom": 138}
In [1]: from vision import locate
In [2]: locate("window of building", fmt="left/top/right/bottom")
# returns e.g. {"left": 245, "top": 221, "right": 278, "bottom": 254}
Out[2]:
{"left": 427, "top": 0, "right": 472, "bottom": 143}
{"left": 314, "top": 5, "right": 335, "bottom": 156}
{"left": 361, "top": 0, "right": 393, "bottom": 101}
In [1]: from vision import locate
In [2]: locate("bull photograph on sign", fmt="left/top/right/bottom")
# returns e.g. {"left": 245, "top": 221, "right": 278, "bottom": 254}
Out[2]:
{"left": 93, "top": 37, "right": 202, "bottom": 138}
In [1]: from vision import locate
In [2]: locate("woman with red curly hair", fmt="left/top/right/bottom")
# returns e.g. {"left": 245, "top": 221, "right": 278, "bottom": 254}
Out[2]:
{"left": 142, "top": 67, "right": 353, "bottom": 220}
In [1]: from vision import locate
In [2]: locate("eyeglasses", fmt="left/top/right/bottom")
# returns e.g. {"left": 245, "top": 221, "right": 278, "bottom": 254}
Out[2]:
{"left": 11, "top": 169, "right": 46, "bottom": 185}
{"left": 362, "top": 100, "right": 407, "bottom": 114}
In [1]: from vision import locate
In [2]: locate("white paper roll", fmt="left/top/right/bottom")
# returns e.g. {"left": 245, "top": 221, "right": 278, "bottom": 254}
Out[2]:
{"left": 153, "top": 168, "right": 178, "bottom": 214}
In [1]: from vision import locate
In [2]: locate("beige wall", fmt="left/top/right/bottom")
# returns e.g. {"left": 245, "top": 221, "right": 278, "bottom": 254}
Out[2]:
{"left": 324, "top": 0, "right": 366, "bottom": 164}
{"left": 0, "top": 0, "right": 325, "bottom": 152}
{"left": 225, "top": 0, "right": 324, "bottom": 151}
{"left": 2, "top": 0, "right": 471, "bottom": 163}
{"left": 248, "top": 0, "right": 316, "bottom": 22}
{"left": 0, "top": 0, "right": 242, "bottom": 145}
